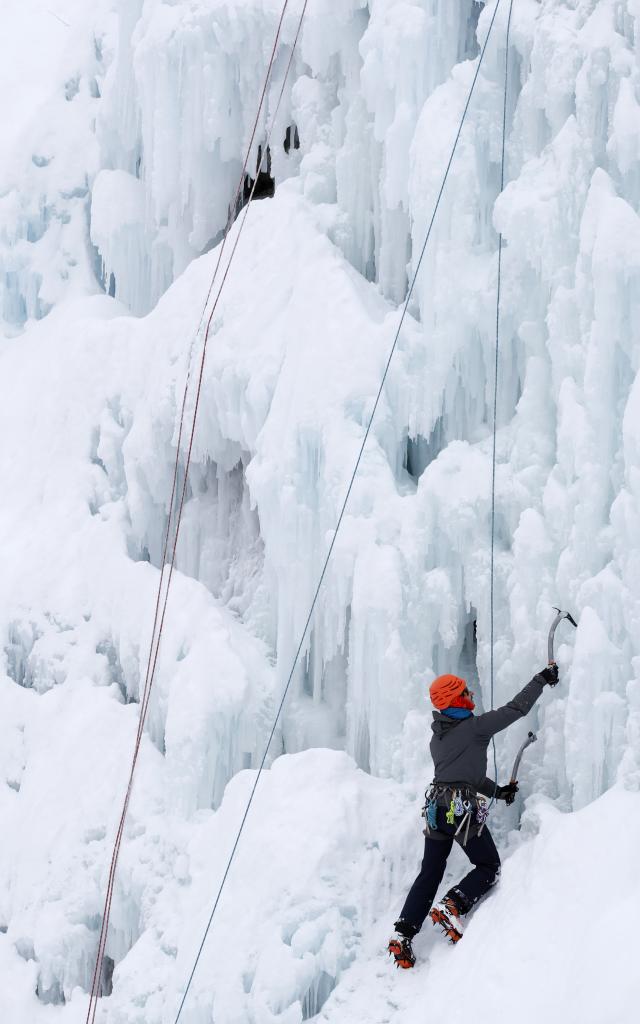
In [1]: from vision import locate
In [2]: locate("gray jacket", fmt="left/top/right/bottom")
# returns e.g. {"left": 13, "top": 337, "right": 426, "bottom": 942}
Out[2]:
{"left": 430, "top": 674, "right": 546, "bottom": 798}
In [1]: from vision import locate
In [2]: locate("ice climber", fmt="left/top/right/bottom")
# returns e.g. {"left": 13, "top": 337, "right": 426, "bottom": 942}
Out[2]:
{"left": 388, "top": 665, "right": 559, "bottom": 967}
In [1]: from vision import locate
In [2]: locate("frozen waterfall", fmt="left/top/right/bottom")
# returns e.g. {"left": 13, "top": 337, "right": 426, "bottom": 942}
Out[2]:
{"left": 1, "top": 1, "right": 640, "bottom": 1022}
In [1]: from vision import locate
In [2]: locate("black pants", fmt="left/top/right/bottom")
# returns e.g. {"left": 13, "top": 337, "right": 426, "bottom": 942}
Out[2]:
{"left": 399, "top": 808, "right": 501, "bottom": 931}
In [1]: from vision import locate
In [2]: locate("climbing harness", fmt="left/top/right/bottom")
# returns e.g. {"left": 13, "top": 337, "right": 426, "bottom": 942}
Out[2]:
{"left": 421, "top": 783, "right": 490, "bottom": 845}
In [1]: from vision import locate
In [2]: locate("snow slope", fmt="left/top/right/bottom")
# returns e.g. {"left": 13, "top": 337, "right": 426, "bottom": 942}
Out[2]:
{"left": 319, "top": 786, "right": 640, "bottom": 1024}
{"left": 2, "top": 754, "right": 638, "bottom": 1023}
{"left": 2, "top": 0, "right": 640, "bottom": 1021}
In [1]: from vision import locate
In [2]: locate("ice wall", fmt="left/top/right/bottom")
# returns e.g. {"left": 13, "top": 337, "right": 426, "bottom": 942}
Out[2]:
{"left": 0, "top": 0, "right": 110, "bottom": 328}
{"left": 2, "top": 0, "right": 640, "bottom": 1020}
{"left": 94, "top": 0, "right": 640, "bottom": 805}
{"left": 91, "top": 0, "right": 485, "bottom": 311}
{"left": 0, "top": 1, "right": 484, "bottom": 323}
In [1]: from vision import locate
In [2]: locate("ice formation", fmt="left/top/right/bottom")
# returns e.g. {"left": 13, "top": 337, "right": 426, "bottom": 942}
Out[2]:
{"left": 1, "top": 0, "right": 640, "bottom": 1021}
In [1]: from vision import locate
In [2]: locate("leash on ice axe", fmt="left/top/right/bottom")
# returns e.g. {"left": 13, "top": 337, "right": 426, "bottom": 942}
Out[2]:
{"left": 509, "top": 608, "right": 577, "bottom": 786}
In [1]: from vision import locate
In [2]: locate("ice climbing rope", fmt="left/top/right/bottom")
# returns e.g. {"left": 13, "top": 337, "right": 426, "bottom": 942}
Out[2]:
{"left": 170, "top": 3, "right": 511, "bottom": 1020}
{"left": 83, "top": 3, "right": 310, "bottom": 1021}
{"left": 488, "top": 0, "right": 515, "bottom": 806}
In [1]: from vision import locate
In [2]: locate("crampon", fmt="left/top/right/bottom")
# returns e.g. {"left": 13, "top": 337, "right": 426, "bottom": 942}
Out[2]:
{"left": 429, "top": 897, "right": 463, "bottom": 944}
{"left": 387, "top": 934, "right": 416, "bottom": 969}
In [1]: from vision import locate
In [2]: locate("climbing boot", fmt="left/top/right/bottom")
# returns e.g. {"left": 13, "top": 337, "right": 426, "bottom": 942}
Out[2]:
{"left": 387, "top": 919, "right": 417, "bottom": 968}
{"left": 388, "top": 933, "right": 416, "bottom": 969}
{"left": 429, "top": 896, "right": 463, "bottom": 944}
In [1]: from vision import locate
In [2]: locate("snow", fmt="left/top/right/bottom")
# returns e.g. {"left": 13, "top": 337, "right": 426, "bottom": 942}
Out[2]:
{"left": 3, "top": 747, "right": 637, "bottom": 1022}
{"left": 2, "top": 0, "right": 640, "bottom": 1021}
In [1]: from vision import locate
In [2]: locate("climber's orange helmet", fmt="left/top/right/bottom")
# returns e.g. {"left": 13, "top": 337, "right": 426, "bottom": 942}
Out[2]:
{"left": 429, "top": 673, "right": 467, "bottom": 710}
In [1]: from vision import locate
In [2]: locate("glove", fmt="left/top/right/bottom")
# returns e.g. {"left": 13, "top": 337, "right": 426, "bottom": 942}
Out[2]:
{"left": 495, "top": 782, "right": 518, "bottom": 805}
{"left": 539, "top": 664, "right": 559, "bottom": 687}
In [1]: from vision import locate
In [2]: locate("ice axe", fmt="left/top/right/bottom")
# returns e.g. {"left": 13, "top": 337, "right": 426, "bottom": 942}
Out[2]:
{"left": 510, "top": 731, "right": 536, "bottom": 785}
{"left": 547, "top": 607, "right": 577, "bottom": 666}
{"left": 509, "top": 609, "right": 577, "bottom": 787}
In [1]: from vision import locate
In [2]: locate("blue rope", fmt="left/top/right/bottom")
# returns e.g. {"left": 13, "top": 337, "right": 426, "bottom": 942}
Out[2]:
{"left": 489, "top": 0, "right": 515, "bottom": 802}
{"left": 172, "top": 3, "right": 506, "bottom": 1018}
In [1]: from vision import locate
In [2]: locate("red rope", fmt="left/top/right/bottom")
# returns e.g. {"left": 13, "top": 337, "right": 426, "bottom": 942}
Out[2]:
{"left": 84, "top": 1, "right": 311, "bottom": 1018}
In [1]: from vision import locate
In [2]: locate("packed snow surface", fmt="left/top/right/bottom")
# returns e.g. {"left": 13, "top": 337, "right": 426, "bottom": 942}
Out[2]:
{"left": 2, "top": 0, "right": 640, "bottom": 1022}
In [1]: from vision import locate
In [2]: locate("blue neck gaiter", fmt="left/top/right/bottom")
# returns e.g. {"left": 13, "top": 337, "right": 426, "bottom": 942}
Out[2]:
{"left": 443, "top": 707, "right": 474, "bottom": 720}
